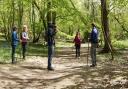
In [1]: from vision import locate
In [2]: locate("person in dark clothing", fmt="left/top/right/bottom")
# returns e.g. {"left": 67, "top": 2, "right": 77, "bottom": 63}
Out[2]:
{"left": 73, "top": 32, "right": 81, "bottom": 59}
{"left": 11, "top": 26, "right": 19, "bottom": 64}
{"left": 47, "top": 23, "right": 55, "bottom": 71}
{"left": 90, "top": 23, "right": 98, "bottom": 67}
{"left": 21, "top": 25, "right": 29, "bottom": 59}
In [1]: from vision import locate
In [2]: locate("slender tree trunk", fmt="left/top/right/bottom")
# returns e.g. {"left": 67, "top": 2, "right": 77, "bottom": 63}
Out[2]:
{"left": 87, "top": 0, "right": 90, "bottom": 10}
{"left": 101, "top": 0, "right": 113, "bottom": 53}
{"left": 12, "top": 0, "right": 15, "bottom": 27}
{"left": 32, "top": 0, "right": 36, "bottom": 43}
{"left": 18, "top": 0, "right": 23, "bottom": 34}
{"left": 33, "top": 0, "right": 47, "bottom": 43}
{"left": 114, "top": 16, "right": 128, "bottom": 33}
{"left": 91, "top": 0, "right": 95, "bottom": 22}
{"left": 1, "top": 14, "right": 8, "bottom": 40}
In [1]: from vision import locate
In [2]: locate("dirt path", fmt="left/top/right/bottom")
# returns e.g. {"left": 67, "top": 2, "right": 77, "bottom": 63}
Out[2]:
{"left": 0, "top": 47, "right": 128, "bottom": 89}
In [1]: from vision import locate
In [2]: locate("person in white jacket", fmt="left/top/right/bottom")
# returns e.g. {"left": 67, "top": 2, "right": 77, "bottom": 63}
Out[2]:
{"left": 21, "top": 25, "right": 29, "bottom": 59}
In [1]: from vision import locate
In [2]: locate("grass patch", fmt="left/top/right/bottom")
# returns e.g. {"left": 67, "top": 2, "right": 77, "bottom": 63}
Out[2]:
{"left": 0, "top": 39, "right": 11, "bottom": 63}
{"left": 0, "top": 48, "right": 11, "bottom": 63}
{"left": 113, "top": 40, "right": 128, "bottom": 49}
{"left": 27, "top": 43, "right": 48, "bottom": 57}
{"left": 0, "top": 40, "right": 49, "bottom": 63}
{"left": 0, "top": 38, "right": 128, "bottom": 64}
{"left": 97, "top": 50, "right": 128, "bottom": 65}
{"left": 56, "top": 41, "right": 73, "bottom": 47}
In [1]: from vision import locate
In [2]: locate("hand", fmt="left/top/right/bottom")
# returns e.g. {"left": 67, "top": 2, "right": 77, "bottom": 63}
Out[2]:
{"left": 20, "top": 39, "right": 22, "bottom": 43}
{"left": 88, "top": 38, "right": 91, "bottom": 42}
{"left": 27, "top": 37, "right": 29, "bottom": 40}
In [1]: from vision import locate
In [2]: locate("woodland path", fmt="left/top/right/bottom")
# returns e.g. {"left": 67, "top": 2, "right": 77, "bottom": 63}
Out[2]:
{"left": 0, "top": 47, "right": 128, "bottom": 89}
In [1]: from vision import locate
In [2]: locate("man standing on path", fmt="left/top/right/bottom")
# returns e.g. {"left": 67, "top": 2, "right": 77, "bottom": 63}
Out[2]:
{"left": 90, "top": 23, "right": 98, "bottom": 67}
{"left": 47, "top": 1, "right": 57, "bottom": 71}
{"left": 11, "top": 26, "right": 19, "bottom": 64}
{"left": 47, "top": 23, "right": 56, "bottom": 71}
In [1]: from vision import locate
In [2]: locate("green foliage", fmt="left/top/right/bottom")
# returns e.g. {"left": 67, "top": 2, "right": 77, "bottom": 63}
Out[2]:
{"left": 113, "top": 40, "right": 128, "bottom": 49}
{"left": 27, "top": 43, "right": 48, "bottom": 56}
{"left": 0, "top": 41, "right": 48, "bottom": 63}
{"left": 56, "top": 41, "right": 73, "bottom": 47}
{"left": 57, "top": 30, "right": 74, "bottom": 40}
{"left": 1, "top": 0, "right": 128, "bottom": 45}
{"left": 0, "top": 48, "right": 11, "bottom": 63}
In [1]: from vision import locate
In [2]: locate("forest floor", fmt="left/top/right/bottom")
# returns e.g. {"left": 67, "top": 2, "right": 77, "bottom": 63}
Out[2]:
{"left": 0, "top": 46, "right": 128, "bottom": 89}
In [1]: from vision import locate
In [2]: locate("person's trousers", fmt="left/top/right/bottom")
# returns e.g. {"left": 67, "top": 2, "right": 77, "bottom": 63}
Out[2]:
{"left": 22, "top": 42, "right": 27, "bottom": 59}
{"left": 48, "top": 45, "right": 54, "bottom": 68}
{"left": 12, "top": 45, "right": 16, "bottom": 64}
{"left": 75, "top": 44, "right": 80, "bottom": 58}
{"left": 90, "top": 43, "right": 97, "bottom": 65}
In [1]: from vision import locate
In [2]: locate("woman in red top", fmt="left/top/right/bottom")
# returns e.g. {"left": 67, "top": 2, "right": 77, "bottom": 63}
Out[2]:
{"left": 73, "top": 32, "right": 81, "bottom": 59}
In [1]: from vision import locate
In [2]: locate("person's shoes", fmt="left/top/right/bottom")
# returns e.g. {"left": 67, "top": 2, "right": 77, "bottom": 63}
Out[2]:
{"left": 23, "top": 56, "right": 26, "bottom": 60}
{"left": 12, "top": 61, "right": 16, "bottom": 64}
{"left": 78, "top": 57, "right": 80, "bottom": 59}
{"left": 47, "top": 67, "right": 54, "bottom": 71}
{"left": 90, "top": 65, "right": 95, "bottom": 67}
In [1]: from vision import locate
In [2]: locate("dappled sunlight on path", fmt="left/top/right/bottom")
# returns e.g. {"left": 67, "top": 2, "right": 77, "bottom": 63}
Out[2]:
{"left": 0, "top": 47, "right": 128, "bottom": 89}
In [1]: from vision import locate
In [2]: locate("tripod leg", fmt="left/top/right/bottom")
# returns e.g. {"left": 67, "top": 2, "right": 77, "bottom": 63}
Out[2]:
{"left": 87, "top": 40, "right": 90, "bottom": 66}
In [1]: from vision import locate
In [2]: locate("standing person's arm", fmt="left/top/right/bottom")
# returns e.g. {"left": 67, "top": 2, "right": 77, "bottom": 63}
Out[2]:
{"left": 16, "top": 33, "right": 19, "bottom": 41}
{"left": 22, "top": 32, "right": 29, "bottom": 40}
{"left": 79, "top": 36, "right": 81, "bottom": 46}
{"left": 14, "top": 32, "right": 19, "bottom": 41}
{"left": 12, "top": 32, "right": 14, "bottom": 41}
{"left": 22, "top": 32, "right": 27, "bottom": 40}
{"left": 96, "top": 29, "right": 99, "bottom": 43}
{"left": 73, "top": 38, "right": 75, "bottom": 43}
{"left": 26, "top": 33, "right": 29, "bottom": 40}
{"left": 90, "top": 30, "right": 93, "bottom": 43}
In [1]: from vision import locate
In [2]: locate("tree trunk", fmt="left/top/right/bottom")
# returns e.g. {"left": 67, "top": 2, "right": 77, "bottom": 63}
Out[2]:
{"left": 101, "top": 0, "right": 113, "bottom": 53}
{"left": 12, "top": 0, "right": 15, "bottom": 27}
{"left": 33, "top": 0, "right": 47, "bottom": 43}
{"left": 18, "top": 0, "right": 23, "bottom": 34}
{"left": 32, "top": 0, "right": 36, "bottom": 43}
{"left": 91, "top": 0, "right": 95, "bottom": 22}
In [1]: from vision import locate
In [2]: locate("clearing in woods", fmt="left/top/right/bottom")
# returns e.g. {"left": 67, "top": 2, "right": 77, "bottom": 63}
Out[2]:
{"left": 0, "top": 47, "right": 128, "bottom": 89}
